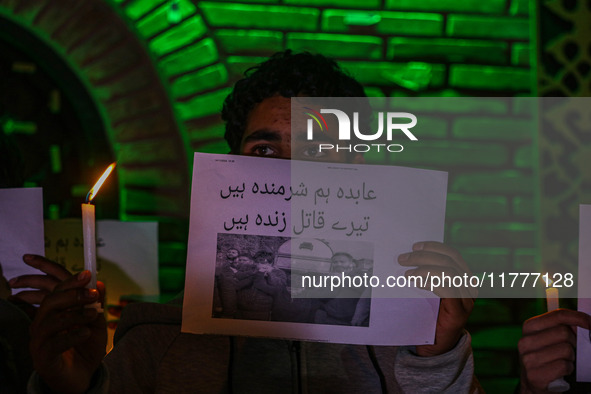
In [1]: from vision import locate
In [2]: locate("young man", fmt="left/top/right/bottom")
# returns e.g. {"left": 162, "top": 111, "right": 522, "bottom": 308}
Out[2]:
{"left": 19, "top": 51, "right": 477, "bottom": 392}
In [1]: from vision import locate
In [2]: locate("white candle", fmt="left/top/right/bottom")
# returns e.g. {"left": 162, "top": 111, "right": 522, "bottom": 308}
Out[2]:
{"left": 82, "top": 162, "right": 115, "bottom": 313}
{"left": 546, "top": 286, "right": 559, "bottom": 312}
{"left": 545, "top": 280, "right": 569, "bottom": 392}
{"left": 81, "top": 202, "right": 97, "bottom": 290}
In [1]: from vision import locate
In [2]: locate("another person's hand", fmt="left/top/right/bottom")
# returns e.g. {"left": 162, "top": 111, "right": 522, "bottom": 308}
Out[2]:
{"left": 398, "top": 241, "right": 474, "bottom": 357}
{"left": 518, "top": 309, "right": 591, "bottom": 393}
{"left": 8, "top": 254, "right": 72, "bottom": 318}
{"left": 30, "top": 271, "right": 106, "bottom": 393}
{"left": 14, "top": 255, "right": 107, "bottom": 392}
{"left": 9, "top": 254, "right": 73, "bottom": 319}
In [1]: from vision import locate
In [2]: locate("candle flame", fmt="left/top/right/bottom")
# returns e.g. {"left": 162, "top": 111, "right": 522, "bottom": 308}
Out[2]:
{"left": 87, "top": 163, "right": 116, "bottom": 203}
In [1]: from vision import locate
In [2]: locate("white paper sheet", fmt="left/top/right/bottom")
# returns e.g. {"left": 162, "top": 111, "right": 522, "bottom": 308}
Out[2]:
{"left": 577, "top": 204, "right": 591, "bottom": 381}
{"left": 182, "top": 153, "right": 447, "bottom": 346}
{"left": 0, "top": 188, "right": 45, "bottom": 288}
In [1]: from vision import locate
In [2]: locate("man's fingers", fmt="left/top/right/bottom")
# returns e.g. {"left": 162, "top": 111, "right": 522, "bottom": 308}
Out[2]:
{"left": 520, "top": 341, "right": 575, "bottom": 371}
{"left": 9, "top": 274, "right": 61, "bottom": 291}
{"left": 519, "top": 323, "right": 577, "bottom": 352}
{"left": 404, "top": 267, "right": 478, "bottom": 299}
{"left": 52, "top": 271, "right": 92, "bottom": 293}
{"left": 412, "top": 242, "right": 465, "bottom": 264}
{"left": 10, "top": 289, "right": 51, "bottom": 305}
{"left": 523, "top": 309, "right": 591, "bottom": 334}
{"left": 398, "top": 248, "right": 470, "bottom": 275}
{"left": 32, "top": 309, "right": 99, "bottom": 344}
{"left": 21, "top": 254, "right": 71, "bottom": 281}
{"left": 522, "top": 358, "right": 574, "bottom": 391}
{"left": 37, "top": 287, "right": 99, "bottom": 316}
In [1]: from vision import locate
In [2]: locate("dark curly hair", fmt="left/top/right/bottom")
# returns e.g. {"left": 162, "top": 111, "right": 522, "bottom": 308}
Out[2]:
{"left": 222, "top": 50, "right": 366, "bottom": 154}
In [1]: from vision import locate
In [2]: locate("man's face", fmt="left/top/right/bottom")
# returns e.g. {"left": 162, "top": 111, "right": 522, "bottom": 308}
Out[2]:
{"left": 239, "top": 95, "right": 363, "bottom": 163}
{"left": 235, "top": 255, "right": 254, "bottom": 265}
{"left": 331, "top": 254, "right": 356, "bottom": 274}
{"left": 256, "top": 255, "right": 273, "bottom": 266}
{"left": 227, "top": 249, "right": 239, "bottom": 260}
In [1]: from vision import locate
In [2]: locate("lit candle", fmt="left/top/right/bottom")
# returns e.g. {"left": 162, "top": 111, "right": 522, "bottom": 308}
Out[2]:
{"left": 82, "top": 203, "right": 96, "bottom": 288}
{"left": 544, "top": 277, "right": 570, "bottom": 392}
{"left": 546, "top": 286, "right": 559, "bottom": 312}
{"left": 82, "top": 163, "right": 115, "bottom": 311}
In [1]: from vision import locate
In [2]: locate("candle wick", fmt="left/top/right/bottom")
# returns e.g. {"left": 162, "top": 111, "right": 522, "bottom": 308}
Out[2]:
{"left": 85, "top": 191, "right": 92, "bottom": 204}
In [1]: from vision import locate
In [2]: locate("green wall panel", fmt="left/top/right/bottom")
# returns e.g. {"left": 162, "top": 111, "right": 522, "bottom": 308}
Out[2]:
{"left": 452, "top": 171, "right": 533, "bottom": 194}
{"left": 449, "top": 65, "right": 531, "bottom": 91}
{"left": 392, "top": 141, "right": 509, "bottom": 167}
{"left": 148, "top": 16, "right": 207, "bottom": 57}
{"left": 388, "top": 38, "right": 508, "bottom": 64}
{"left": 446, "top": 194, "right": 509, "bottom": 219}
{"left": 214, "top": 29, "right": 283, "bottom": 54}
{"left": 447, "top": 15, "right": 530, "bottom": 40}
{"left": 285, "top": 0, "right": 380, "bottom": 8}
{"left": 322, "top": 10, "right": 443, "bottom": 36}
{"left": 385, "top": 0, "right": 506, "bottom": 14}
{"left": 170, "top": 64, "right": 228, "bottom": 98}
{"left": 137, "top": 0, "right": 197, "bottom": 38}
{"left": 200, "top": 2, "right": 319, "bottom": 31}
{"left": 451, "top": 222, "right": 536, "bottom": 246}
{"left": 159, "top": 38, "right": 218, "bottom": 78}
{"left": 286, "top": 33, "right": 382, "bottom": 59}
{"left": 452, "top": 118, "right": 534, "bottom": 140}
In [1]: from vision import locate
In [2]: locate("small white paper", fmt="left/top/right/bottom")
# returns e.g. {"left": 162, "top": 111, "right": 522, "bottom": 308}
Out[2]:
{"left": 182, "top": 153, "right": 447, "bottom": 346}
{"left": 577, "top": 204, "right": 591, "bottom": 381}
{"left": 0, "top": 188, "right": 45, "bottom": 287}
{"left": 96, "top": 220, "right": 160, "bottom": 305}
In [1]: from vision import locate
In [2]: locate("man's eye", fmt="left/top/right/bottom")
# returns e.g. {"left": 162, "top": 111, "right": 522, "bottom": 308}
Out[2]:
{"left": 301, "top": 146, "right": 327, "bottom": 159}
{"left": 251, "top": 145, "right": 277, "bottom": 157}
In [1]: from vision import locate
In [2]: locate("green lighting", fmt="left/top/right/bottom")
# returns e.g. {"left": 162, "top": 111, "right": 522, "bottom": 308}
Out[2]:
{"left": 71, "top": 184, "right": 90, "bottom": 198}
{"left": 2, "top": 119, "right": 37, "bottom": 135}
{"left": 167, "top": 0, "right": 182, "bottom": 24}
{"left": 48, "top": 204, "right": 60, "bottom": 220}
{"left": 343, "top": 12, "right": 381, "bottom": 26}
{"left": 382, "top": 63, "right": 432, "bottom": 91}
{"left": 49, "top": 144, "right": 62, "bottom": 174}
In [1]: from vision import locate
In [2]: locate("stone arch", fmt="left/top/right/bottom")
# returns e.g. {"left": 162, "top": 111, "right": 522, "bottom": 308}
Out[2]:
{"left": 0, "top": 0, "right": 192, "bottom": 224}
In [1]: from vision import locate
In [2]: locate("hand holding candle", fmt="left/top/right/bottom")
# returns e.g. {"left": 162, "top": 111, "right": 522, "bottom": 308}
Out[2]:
{"left": 544, "top": 276, "right": 570, "bottom": 393}
{"left": 82, "top": 163, "right": 115, "bottom": 312}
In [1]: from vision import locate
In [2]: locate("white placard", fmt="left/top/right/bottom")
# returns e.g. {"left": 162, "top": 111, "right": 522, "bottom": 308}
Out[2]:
{"left": 183, "top": 153, "right": 448, "bottom": 346}
{"left": 0, "top": 188, "right": 45, "bottom": 287}
{"left": 577, "top": 204, "right": 591, "bottom": 381}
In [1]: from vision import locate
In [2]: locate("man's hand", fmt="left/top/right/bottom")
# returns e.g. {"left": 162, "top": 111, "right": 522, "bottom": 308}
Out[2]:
{"left": 398, "top": 241, "right": 474, "bottom": 357}
{"left": 518, "top": 309, "right": 591, "bottom": 393}
{"left": 9, "top": 254, "right": 71, "bottom": 302}
{"left": 11, "top": 255, "right": 107, "bottom": 393}
{"left": 8, "top": 254, "right": 73, "bottom": 318}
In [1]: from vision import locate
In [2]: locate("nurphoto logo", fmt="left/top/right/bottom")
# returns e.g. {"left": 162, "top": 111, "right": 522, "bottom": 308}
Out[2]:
{"left": 305, "top": 107, "right": 418, "bottom": 154}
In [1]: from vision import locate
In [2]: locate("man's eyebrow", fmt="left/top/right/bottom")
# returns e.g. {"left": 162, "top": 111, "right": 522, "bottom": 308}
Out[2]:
{"left": 242, "top": 129, "right": 282, "bottom": 143}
